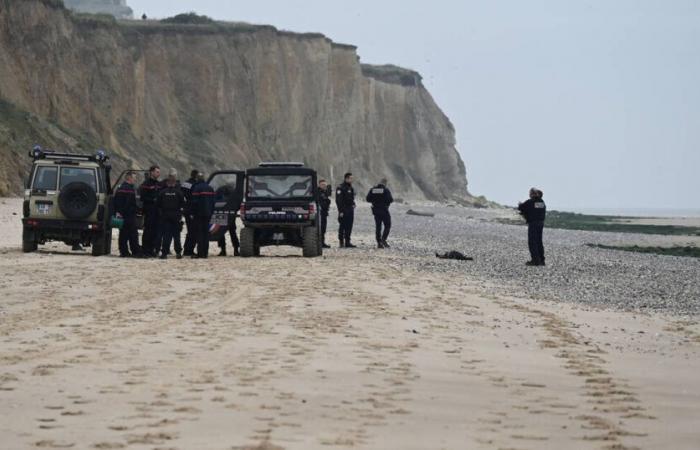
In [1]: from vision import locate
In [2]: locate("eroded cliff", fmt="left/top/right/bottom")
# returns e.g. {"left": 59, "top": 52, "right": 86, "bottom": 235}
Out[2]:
{"left": 0, "top": 0, "right": 470, "bottom": 201}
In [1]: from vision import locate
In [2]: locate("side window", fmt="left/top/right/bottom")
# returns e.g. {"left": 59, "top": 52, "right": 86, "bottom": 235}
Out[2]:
{"left": 59, "top": 167, "right": 97, "bottom": 191}
{"left": 32, "top": 166, "right": 58, "bottom": 191}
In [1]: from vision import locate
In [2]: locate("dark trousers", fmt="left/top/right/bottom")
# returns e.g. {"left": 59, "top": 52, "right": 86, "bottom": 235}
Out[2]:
{"left": 194, "top": 215, "right": 211, "bottom": 258}
{"left": 373, "top": 209, "right": 391, "bottom": 243}
{"left": 528, "top": 221, "right": 545, "bottom": 263}
{"left": 218, "top": 221, "right": 240, "bottom": 252}
{"left": 118, "top": 217, "right": 140, "bottom": 256}
{"left": 183, "top": 215, "right": 195, "bottom": 255}
{"left": 338, "top": 208, "right": 354, "bottom": 244}
{"left": 141, "top": 208, "right": 161, "bottom": 255}
{"left": 320, "top": 212, "right": 328, "bottom": 244}
{"left": 161, "top": 219, "right": 182, "bottom": 256}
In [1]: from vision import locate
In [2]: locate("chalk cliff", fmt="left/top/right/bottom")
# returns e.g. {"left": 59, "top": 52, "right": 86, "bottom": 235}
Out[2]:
{"left": 0, "top": 0, "right": 470, "bottom": 202}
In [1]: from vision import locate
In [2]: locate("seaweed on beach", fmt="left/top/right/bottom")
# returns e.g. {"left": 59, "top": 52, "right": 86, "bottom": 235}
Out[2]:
{"left": 587, "top": 244, "right": 700, "bottom": 258}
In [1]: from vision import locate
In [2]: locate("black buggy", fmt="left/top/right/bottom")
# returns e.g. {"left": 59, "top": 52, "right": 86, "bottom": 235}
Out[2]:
{"left": 239, "top": 163, "right": 322, "bottom": 258}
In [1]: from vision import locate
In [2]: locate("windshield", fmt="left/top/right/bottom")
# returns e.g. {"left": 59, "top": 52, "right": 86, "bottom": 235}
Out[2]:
{"left": 247, "top": 174, "right": 313, "bottom": 199}
{"left": 210, "top": 173, "right": 239, "bottom": 196}
{"left": 60, "top": 167, "right": 97, "bottom": 191}
{"left": 32, "top": 166, "right": 58, "bottom": 191}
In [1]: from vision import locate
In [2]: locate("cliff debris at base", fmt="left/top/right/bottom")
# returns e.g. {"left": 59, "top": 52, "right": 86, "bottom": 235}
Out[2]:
{"left": 0, "top": 0, "right": 471, "bottom": 203}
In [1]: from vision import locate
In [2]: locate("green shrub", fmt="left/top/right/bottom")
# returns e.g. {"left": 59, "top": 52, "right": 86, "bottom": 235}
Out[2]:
{"left": 160, "top": 12, "right": 215, "bottom": 25}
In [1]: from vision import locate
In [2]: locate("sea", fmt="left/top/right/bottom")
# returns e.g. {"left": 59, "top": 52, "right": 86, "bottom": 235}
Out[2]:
{"left": 557, "top": 208, "right": 700, "bottom": 218}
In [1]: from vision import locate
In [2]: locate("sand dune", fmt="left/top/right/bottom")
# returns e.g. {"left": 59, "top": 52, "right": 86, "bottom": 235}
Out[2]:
{"left": 0, "top": 198, "right": 699, "bottom": 449}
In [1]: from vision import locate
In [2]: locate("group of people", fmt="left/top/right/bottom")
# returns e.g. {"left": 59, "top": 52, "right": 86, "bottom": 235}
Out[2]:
{"left": 114, "top": 165, "right": 545, "bottom": 265}
{"left": 114, "top": 166, "right": 218, "bottom": 259}
{"left": 317, "top": 172, "right": 395, "bottom": 249}
{"left": 113, "top": 168, "right": 397, "bottom": 260}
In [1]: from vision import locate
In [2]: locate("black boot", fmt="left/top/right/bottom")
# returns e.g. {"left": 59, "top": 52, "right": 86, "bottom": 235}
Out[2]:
{"left": 218, "top": 248, "right": 227, "bottom": 257}
{"left": 382, "top": 240, "right": 390, "bottom": 248}
{"left": 345, "top": 242, "right": 357, "bottom": 248}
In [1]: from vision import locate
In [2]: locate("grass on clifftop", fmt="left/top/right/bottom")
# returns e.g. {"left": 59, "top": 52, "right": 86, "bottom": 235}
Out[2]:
{"left": 498, "top": 211, "right": 700, "bottom": 236}
{"left": 160, "top": 12, "right": 215, "bottom": 25}
{"left": 587, "top": 244, "right": 700, "bottom": 258}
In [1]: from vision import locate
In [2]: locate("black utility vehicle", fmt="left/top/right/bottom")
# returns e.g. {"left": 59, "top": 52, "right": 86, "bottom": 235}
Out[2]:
{"left": 239, "top": 163, "right": 322, "bottom": 257}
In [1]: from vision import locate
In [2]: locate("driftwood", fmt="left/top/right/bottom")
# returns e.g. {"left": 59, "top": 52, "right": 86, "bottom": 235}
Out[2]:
{"left": 406, "top": 209, "right": 435, "bottom": 217}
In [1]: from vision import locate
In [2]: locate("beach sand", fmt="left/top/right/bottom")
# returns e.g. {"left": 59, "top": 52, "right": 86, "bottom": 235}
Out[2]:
{"left": 1, "top": 198, "right": 699, "bottom": 449}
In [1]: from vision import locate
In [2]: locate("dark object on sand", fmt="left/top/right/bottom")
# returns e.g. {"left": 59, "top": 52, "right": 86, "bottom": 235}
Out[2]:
{"left": 406, "top": 209, "right": 435, "bottom": 217}
{"left": 436, "top": 251, "right": 473, "bottom": 261}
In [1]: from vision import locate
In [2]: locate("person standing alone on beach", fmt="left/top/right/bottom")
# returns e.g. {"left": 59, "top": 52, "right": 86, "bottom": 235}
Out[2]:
{"left": 518, "top": 188, "right": 546, "bottom": 266}
{"left": 336, "top": 173, "right": 356, "bottom": 248}
{"left": 366, "top": 178, "right": 394, "bottom": 249}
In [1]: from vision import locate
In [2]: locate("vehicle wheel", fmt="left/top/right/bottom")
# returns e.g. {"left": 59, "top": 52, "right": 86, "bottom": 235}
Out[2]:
{"left": 303, "top": 225, "right": 320, "bottom": 257}
{"left": 22, "top": 228, "right": 38, "bottom": 253}
{"left": 240, "top": 227, "right": 257, "bottom": 258}
{"left": 92, "top": 231, "right": 107, "bottom": 256}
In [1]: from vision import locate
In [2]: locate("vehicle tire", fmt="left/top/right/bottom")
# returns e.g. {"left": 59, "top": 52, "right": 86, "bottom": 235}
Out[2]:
{"left": 92, "top": 231, "right": 107, "bottom": 257}
{"left": 58, "top": 182, "right": 98, "bottom": 220}
{"left": 303, "top": 225, "right": 320, "bottom": 257}
{"left": 22, "top": 228, "right": 38, "bottom": 253}
{"left": 240, "top": 227, "right": 257, "bottom": 258}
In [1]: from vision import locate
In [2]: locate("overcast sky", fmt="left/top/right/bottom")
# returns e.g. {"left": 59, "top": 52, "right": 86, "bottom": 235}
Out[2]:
{"left": 129, "top": 0, "right": 699, "bottom": 210}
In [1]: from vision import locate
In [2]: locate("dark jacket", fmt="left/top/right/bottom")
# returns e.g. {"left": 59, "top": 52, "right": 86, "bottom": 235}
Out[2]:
{"left": 518, "top": 197, "right": 546, "bottom": 223}
{"left": 114, "top": 181, "right": 138, "bottom": 219}
{"left": 190, "top": 180, "right": 216, "bottom": 218}
{"left": 335, "top": 182, "right": 355, "bottom": 211}
{"left": 366, "top": 184, "right": 394, "bottom": 213}
{"left": 319, "top": 186, "right": 332, "bottom": 216}
{"left": 157, "top": 184, "right": 186, "bottom": 222}
{"left": 181, "top": 177, "right": 197, "bottom": 209}
{"left": 138, "top": 177, "right": 162, "bottom": 211}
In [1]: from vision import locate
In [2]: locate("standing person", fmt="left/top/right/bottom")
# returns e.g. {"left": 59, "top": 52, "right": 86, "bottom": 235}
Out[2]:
{"left": 157, "top": 170, "right": 186, "bottom": 260}
{"left": 318, "top": 179, "right": 332, "bottom": 248}
{"left": 336, "top": 173, "right": 356, "bottom": 248}
{"left": 139, "top": 165, "right": 162, "bottom": 257}
{"left": 190, "top": 172, "right": 216, "bottom": 259}
{"left": 366, "top": 178, "right": 394, "bottom": 249}
{"left": 518, "top": 188, "right": 547, "bottom": 266}
{"left": 181, "top": 169, "right": 198, "bottom": 257}
{"left": 114, "top": 171, "right": 141, "bottom": 257}
{"left": 216, "top": 184, "right": 240, "bottom": 257}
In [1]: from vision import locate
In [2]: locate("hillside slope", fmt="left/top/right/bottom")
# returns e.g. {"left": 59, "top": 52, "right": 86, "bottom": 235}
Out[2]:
{"left": 0, "top": 0, "right": 470, "bottom": 201}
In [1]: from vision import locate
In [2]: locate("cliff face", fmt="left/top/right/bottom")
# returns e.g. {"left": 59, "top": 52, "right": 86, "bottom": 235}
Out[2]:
{"left": 0, "top": 0, "right": 470, "bottom": 201}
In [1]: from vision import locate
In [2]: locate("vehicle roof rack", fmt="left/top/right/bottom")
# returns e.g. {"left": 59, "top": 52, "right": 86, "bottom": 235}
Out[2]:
{"left": 258, "top": 162, "right": 305, "bottom": 168}
{"left": 30, "top": 148, "right": 109, "bottom": 163}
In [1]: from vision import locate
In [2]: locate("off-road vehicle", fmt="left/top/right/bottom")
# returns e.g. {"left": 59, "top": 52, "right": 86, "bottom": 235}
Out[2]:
{"left": 22, "top": 146, "right": 114, "bottom": 256}
{"left": 239, "top": 163, "right": 322, "bottom": 257}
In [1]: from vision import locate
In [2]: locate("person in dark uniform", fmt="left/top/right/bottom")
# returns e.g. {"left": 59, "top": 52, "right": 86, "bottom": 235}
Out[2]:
{"left": 189, "top": 172, "right": 216, "bottom": 259}
{"left": 114, "top": 171, "right": 141, "bottom": 257}
{"left": 366, "top": 178, "right": 394, "bottom": 249}
{"left": 318, "top": 179, "right": 332, "bottom": 248}
{"left": 181, "top": 169, "right": 198, "bottom": 256}
{"left": 139, "top": 165, "right": 162, "bottom": 257}
{"left": 157, "top": 170, "right": 186, "bottom": 260}
{"left": 216, "top": 184, "right": 240, "bottom": 257}
{"left": 336, "top": 173, "right": 356, "bottom": 248}
{"left": 518, "top": 188, "right": 547, "bottom": 266}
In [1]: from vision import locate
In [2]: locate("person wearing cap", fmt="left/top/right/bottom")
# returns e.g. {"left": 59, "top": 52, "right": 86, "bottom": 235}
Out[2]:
{"left": 518, "top": 188, "right": 547, "bottom": 266}
{"left": 157, "top": 169, "right": 185, "bottom": 259}
{"left": 189, "top": 172, "right": 216, "bottom": 258}
{"left": 139, "top": 165, "right": 162, "bottom": 257}
{"left": 318, "top": 179, "right": 332, "bottom": 248}
{"left": 366, "top": 178, "right": 394, "bottom": 249}
{"left": 181, "top": 169, "right": 199, "bottom": 256}
{"left": 335, "top": 172, "right": 356, "bottom": 248}
{"left": 114, "top": 171, "right": 141, "bottom": 257}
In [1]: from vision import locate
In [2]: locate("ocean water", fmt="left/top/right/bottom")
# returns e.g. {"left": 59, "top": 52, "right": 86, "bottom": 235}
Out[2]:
{"left": 556, "top": 208, "right": 700, "bottom": 218}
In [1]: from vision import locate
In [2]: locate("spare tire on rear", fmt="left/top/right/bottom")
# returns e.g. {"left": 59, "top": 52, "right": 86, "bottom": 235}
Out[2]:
{"left": 58, "top": 182, "right": 97, "bottom": 220}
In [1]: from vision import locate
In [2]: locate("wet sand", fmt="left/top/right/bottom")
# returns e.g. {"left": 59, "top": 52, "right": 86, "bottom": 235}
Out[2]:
{"left": 1, "top": 198, "right": 699, "bottom": 449}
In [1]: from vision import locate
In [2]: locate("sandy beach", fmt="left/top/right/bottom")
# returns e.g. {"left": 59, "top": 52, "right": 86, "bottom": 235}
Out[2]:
{"left": 1, "top": 197, "right": 699, "bottom": 450}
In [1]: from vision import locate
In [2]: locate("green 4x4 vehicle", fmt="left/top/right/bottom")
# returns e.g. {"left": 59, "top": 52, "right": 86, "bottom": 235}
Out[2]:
{"left": 239, "top": 162, "right": 323, "bottom": 258}
{"left": 22, "top": 146, "right": 114, "bottom": 256}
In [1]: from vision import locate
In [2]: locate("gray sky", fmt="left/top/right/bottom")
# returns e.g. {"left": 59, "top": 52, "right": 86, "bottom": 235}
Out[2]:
{"left": 129, "top": 0, "right": 699, "bottom": 210}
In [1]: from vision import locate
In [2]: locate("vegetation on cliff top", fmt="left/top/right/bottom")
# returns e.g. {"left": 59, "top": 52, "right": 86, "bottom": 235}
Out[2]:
{"left": 160, "top": 12, "right": 215, "bottom": 25}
